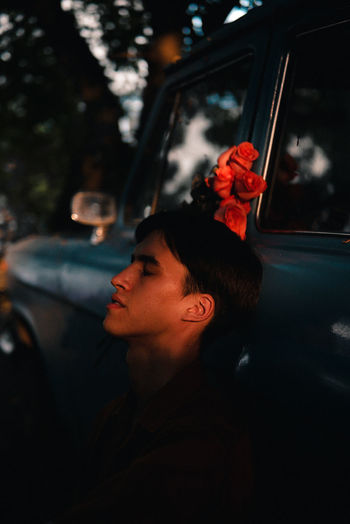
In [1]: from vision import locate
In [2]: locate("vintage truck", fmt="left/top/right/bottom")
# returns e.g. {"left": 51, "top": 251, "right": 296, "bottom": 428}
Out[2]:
{"left": 4, "top": 0, "right": 350, "bottom": 521}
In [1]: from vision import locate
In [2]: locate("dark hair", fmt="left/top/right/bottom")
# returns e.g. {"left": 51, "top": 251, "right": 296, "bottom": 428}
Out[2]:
{"left": 135, "top": 208, "right": 263, "bottom": 341}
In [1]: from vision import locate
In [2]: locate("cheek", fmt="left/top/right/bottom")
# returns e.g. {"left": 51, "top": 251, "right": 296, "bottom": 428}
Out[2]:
{"left": 160, "top": 289, "right": 186, "bottom": 316}
{"left": 144, "top": 283, "right": 183, "bottom": 310}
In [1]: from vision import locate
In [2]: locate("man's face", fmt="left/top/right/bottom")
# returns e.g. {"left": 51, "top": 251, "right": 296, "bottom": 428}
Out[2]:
{"left": 103, "top": 230, "right": 194, "bottom": 344}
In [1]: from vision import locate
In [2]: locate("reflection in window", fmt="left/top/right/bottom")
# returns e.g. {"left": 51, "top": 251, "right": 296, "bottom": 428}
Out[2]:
{"left": 261, "top": 23, "right": 350, "bottom": 234}
{"left": 157, "top": 56, "right": 252, "bottom": 211}
{"left": 162, "top": 111, "right": 223, "bottom": 206}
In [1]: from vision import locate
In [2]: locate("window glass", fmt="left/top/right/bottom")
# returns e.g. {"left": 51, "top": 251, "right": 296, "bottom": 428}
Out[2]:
{"left": 123, "top": 92, "right": 174, "bottom": 225}
{"left": 261, "top": 22, "right": 350, "bottom": 234}
{"left": 156, "top": 55, "right": 253, "bottom": 211}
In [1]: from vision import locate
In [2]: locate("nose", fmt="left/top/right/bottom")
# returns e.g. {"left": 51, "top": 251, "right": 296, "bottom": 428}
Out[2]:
{"left": 111, "top": 265, "right": 132, "bottom": 291}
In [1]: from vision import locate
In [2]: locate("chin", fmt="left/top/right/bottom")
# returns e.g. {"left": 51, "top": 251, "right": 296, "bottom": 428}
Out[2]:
{"left": 103, "top": 316, "right": 126, "bottom": 339}
{"left": 103, "top": 315, "right": 115, "bottom": 334}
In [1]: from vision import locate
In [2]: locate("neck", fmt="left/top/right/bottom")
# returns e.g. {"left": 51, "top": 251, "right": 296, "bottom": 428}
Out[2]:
{"left": 125, "top": 336, "right": 201, "bottom": 405}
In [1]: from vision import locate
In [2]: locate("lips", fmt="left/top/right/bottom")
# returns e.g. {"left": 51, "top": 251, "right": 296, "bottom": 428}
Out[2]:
{"left": 106, "top": 293, "right": 126, "bottom": 309}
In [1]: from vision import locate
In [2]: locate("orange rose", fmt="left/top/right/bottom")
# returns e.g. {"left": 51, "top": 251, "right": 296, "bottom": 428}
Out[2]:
{"left": 233, "top": 170, "right": 267, "bottom": 201}
{"left": 214, "top": 197, "right": 247, "bottom": 240}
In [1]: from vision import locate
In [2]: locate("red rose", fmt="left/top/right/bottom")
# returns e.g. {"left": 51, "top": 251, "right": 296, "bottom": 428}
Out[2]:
{"left": 228, "top": 141, "right": 259, "bottom": 172}
{"left": 205, "top": 141, "right": 265, "bottom": 240}
{"left": 206, "top": 164, "right": 234, "bottom": 199}
{"left": 228, "top": 158, "right": 247, "bottom": 177}
{"left": 217, "top": 145, "right": 237, "bottom": 168}
{"left": 219, "top": 196, "right": 251, "bottom": 213}
{"left": 237, "top": 142, "right": 259, "bottom": 162}
{"left": 214, "top": 165, "right": 234, "bottom": 181}
{"left": 233, "top": 170, "right": 267, "bottom": 201}
{"left": 205, "top": 176, "right": 232, "bottom": 200}
{"left": 219, "top": 195, "right": 241, "bottom": 207}
{"left": 241, "top": 200, "right": 251, "bottom": 214}
{"left": 212, "top": 177, "right": 232, "bottom": 199}
{"left": 214, "top": 197, "right": 247, "bottom": 240}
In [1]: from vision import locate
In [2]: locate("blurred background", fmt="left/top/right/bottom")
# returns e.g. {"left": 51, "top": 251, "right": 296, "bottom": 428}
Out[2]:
{"left": 0, "top": 0, "right": 263, "bottom": 239}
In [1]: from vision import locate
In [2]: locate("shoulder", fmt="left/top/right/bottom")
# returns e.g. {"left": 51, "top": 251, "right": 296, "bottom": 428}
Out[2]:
{"left": 157, "top": 374, "right": 249, "bottom": 457}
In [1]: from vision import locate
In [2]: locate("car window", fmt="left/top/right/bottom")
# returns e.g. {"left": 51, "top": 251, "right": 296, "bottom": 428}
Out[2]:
{"left": 123, "top": 54, "right": 253, "bottom": 225}
{"left": 156, "top": 55, "right": 253, "bottom": 211}
{"left": 260, "top": 21, "right": 350, "bottom": 234}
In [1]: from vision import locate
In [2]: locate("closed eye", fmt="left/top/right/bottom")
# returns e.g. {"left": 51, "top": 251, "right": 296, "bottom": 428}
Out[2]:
{"left": 131, "top": 252, "right": 160, "bottom": 276}
{"left": 142, "top": 266, "right": 153, "bottom": 276}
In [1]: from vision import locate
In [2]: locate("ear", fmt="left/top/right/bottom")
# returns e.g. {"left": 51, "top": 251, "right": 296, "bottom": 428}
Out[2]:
{"left": 182, "top": 294, "right": 215, "bottom": 324}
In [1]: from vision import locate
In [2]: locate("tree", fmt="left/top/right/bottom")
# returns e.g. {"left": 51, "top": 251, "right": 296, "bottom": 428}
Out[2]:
{"left": 0, "top": 0, "right": 260, "bottom": 233}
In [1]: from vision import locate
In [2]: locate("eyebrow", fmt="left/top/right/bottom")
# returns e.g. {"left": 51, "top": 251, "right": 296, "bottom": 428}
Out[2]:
{"left": 131, "top": 253, "right": 160, "bottom": 267}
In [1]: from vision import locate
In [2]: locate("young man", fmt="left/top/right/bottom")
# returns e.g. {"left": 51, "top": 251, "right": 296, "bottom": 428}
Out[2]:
{"left": 56, "top": 208, "right": 262, "bottom": 523}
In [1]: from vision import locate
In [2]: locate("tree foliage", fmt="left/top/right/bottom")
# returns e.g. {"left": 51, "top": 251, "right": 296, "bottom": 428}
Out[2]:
{"left": 0, "top": 0, "right": 260, "bottom": 234}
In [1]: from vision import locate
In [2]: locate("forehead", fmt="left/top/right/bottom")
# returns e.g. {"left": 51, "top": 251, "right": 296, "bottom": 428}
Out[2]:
{"left": 135, "top": 230, "right": 172, "bottom": 259}
{"left": 135, "top": 230, "right": 185, "bottom": 273}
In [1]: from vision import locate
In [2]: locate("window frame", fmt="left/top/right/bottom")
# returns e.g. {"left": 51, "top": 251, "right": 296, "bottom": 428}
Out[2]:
{"left": 117, "top": 20, "right": 271, "bottom": 231}
{"left": 255, "top": 11, "right": 350, "bottom": 239}
{"left": 153, "top": 51, "right": 255, "bottom": 214}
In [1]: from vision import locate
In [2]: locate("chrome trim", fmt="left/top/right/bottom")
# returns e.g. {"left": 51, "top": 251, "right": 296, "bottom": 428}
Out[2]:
{"left": 255, "top": 228, "right": 350, "bottom": 239}
{"left": 256, "top": 52, "right": 290, "bottom": 221}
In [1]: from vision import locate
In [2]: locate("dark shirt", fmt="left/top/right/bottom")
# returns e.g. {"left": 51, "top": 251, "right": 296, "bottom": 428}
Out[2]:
{"left": 56, "top": 360, "right": 253, "bottom": 523}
